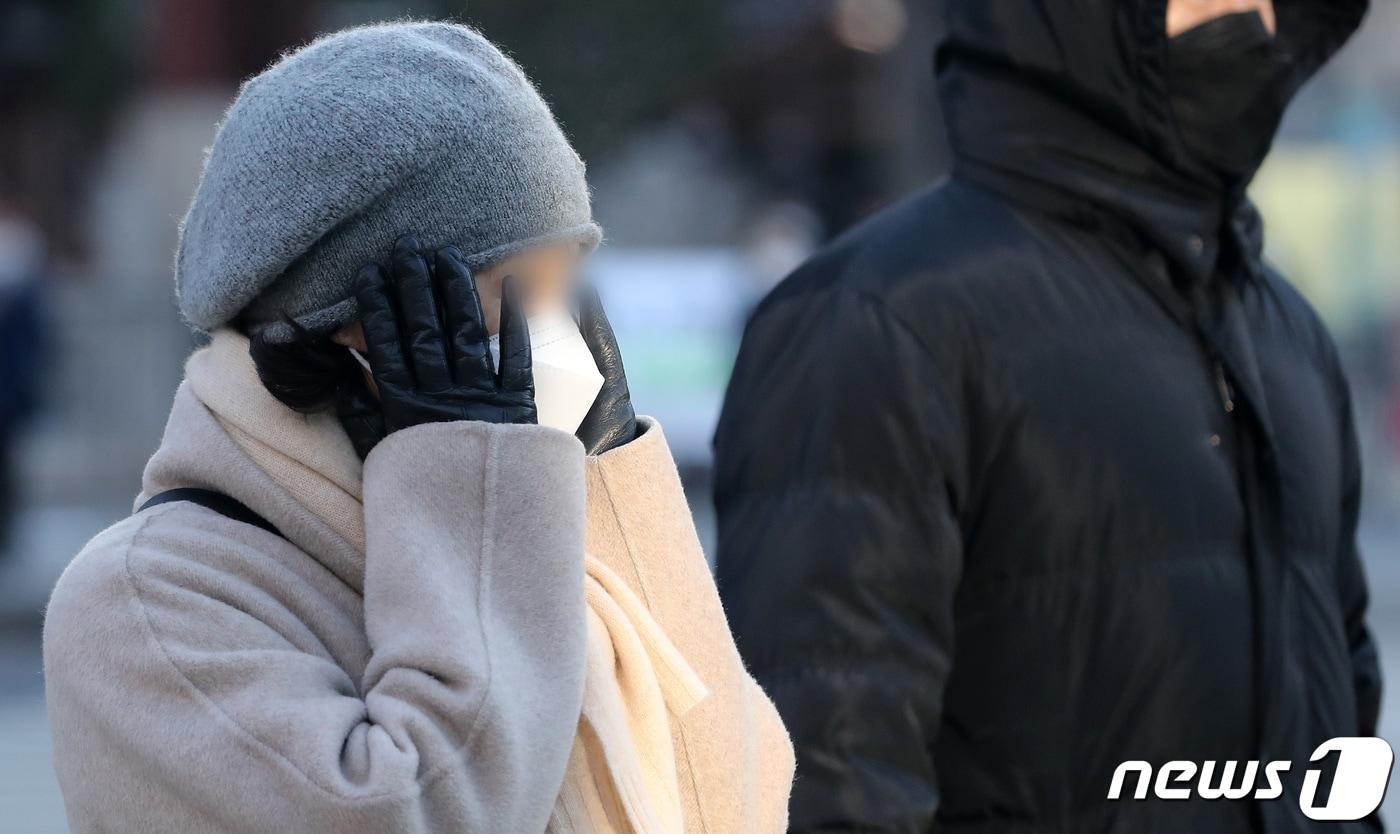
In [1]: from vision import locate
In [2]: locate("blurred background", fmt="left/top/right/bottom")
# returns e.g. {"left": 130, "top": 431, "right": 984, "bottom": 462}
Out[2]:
{"left": 0, "top": 0, "right": 1397, "bottom": 829}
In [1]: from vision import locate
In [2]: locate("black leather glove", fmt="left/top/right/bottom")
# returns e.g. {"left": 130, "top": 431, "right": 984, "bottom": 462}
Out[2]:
{"left": 574, "top": 284, "right": 637, "bottom": 455}
{"left": 335, "top": 373, "right": 387, "bottom": 461}
{"left": 339, "top": 236, "right": 536, "bottom": 455}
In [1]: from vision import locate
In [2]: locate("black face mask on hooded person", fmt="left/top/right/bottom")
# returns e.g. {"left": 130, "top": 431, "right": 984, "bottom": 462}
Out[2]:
{"left": 1167, "top": 11, "right": 1289, "bottom": 183}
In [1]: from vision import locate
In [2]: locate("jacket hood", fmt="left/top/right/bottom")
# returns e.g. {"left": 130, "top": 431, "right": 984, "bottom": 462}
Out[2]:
{"left": 935, "top": 0, "right": 1368, "bottom": 281}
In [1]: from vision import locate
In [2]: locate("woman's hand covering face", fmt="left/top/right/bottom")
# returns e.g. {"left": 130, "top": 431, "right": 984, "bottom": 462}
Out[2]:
{"left": 336, "top": 235, "right": 537, "bottom": 458}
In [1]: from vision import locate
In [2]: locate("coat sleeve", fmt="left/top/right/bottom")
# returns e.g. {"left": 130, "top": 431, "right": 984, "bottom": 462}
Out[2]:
{"left": 1336, "top": 376, "right": 1382, "bottom": 740}
{"left": 582, "top": 418, "right": 796, "bottom": 833}
{"left": 43, "top": 421, "right": 588, "bottom": 834}
{"left": 714, "top": 286, "right": 969, "bottom": 832}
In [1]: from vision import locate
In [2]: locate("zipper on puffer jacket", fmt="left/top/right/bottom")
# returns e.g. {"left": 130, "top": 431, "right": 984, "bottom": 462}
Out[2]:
{"left": 1214, "top": 359, "right": 1236, "bottom": 414}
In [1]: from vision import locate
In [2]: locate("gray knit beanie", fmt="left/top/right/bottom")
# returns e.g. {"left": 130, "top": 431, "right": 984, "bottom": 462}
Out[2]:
{"left": 175, "top": 21, "right": 601, "bottom": 341}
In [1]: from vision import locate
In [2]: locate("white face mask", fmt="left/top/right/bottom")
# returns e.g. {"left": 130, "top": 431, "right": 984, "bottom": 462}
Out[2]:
{"left": 488, "top": 306, "right": 604, "bottom": 433}
{"left": 347, "top": 306, "right": 604, "bottom": 434}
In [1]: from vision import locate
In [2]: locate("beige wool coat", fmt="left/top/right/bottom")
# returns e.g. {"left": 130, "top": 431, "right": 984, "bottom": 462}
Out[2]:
{"left": 43, "top": 336, "right": 793, "bottom": 833}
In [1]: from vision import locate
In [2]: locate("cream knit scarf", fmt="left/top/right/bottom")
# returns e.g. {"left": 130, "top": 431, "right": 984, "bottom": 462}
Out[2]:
{"left": 186, "top": 330, "right": 708, "bottom": 833}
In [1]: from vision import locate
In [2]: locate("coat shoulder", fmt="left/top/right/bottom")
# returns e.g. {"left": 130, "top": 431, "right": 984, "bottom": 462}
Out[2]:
{"left": 1253, "top": 264, "right": 1349, "bottom": 387}
{"left": 42, "top": 509, "right": 174, "bottom": 709}
{"left": 46, "top": 505, "right": 231, "bottom": 644}
{"left": 45, "top": 502, "right": 321, "bottom": 670}
{"left": 756, "top": 175, "right": 1048, "bottom": 323}
{"left": 45, "top": 513, "right": 148, "bottom": 640}
{"left": 52, "top": 500, "right": 291, "bottom": 593}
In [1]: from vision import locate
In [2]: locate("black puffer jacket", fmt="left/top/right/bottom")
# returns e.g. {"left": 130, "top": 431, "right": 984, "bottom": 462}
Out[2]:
{"left": 713, "top": 1, "right": 1377, "bottom": 832}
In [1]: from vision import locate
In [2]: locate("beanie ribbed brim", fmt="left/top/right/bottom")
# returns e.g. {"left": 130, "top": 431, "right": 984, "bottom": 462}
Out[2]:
{"left": 250, "top": 220, "right": 602, "bottom": 343}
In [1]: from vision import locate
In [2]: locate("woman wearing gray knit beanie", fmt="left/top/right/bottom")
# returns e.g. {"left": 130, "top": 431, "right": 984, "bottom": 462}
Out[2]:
{"left": 43, "top": 21, "right": 793, "bottom": 834}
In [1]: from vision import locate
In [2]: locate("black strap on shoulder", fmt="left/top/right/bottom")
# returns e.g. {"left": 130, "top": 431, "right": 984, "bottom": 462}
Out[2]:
{"left": 139, "top": 487, "right": 283, "bottom": 539}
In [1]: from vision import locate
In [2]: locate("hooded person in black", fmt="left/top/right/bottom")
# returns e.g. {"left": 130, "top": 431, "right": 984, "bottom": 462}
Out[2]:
{"left": 713, "top": 0, "right": 1378, "bottom": 831}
